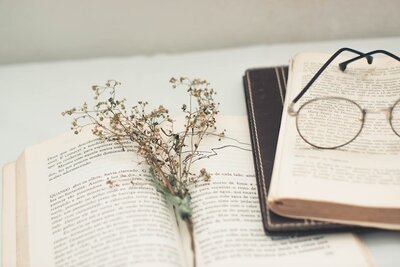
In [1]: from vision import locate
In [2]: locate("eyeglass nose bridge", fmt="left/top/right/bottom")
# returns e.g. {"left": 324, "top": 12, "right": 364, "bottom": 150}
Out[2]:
{"left": 362, "top": 107, "right": 393, "bottom": 121}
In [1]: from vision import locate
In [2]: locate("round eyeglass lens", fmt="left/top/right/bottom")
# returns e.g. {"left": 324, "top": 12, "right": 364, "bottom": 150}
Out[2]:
{"left": 296, "top": 97, "right": 364, "bottom": 149}
{"left": 390, "top": 99, "right": 400, "bottom": 137}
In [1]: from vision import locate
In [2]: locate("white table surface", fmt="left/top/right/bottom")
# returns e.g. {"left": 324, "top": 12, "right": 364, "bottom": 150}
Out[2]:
{"left": 1, "top": 37, "right": 400, "bottom": 266}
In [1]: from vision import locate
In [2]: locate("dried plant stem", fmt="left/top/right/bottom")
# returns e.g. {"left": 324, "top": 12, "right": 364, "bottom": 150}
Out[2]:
{"left": 184, "top": 217, "right": 196, "bottom": 267}
{"left": 185, "top": 125, "right": 209, "bottom": 177}
{"left": 148, "top": 157, "right": 174, "bottom": 193}
{"left": 63, "top": 78, "right": 222, "bottom": 266}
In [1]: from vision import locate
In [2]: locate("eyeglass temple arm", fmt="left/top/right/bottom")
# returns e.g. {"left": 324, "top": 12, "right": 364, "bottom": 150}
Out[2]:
{"left": 339, "top": 50, "right": 400, "bottom": 71}
{"left": 290, "top": 48, "right": 372, "bottom": 107}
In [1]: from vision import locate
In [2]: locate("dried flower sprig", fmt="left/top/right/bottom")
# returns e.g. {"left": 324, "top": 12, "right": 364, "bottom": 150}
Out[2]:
{"left": 63, "top": 77, "right": 222, "bottom": 267}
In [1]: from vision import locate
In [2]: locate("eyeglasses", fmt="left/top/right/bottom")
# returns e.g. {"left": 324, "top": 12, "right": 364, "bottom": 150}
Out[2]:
{"left": 288, "top": 48, "right": 400, "bottom": 149}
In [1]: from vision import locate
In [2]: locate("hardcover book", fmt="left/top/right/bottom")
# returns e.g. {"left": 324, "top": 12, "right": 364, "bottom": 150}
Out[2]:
{"left": 266, "top": 53, "right": 400, "bottom": 230}
{"left": 243, "top": 66, "right": 353, "bottom": 234}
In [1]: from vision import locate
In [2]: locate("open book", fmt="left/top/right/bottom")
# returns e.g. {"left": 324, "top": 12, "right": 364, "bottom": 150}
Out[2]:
{"left": 268, "top": 52, "right": 400, "bottom": 230}
{"left": 3, "top": 116, "right": 372, "bottom": 267}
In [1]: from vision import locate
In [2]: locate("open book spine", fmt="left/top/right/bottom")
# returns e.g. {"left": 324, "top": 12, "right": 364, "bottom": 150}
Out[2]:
{"left": 243, "top": 66, "right": 361, "bottom": 234}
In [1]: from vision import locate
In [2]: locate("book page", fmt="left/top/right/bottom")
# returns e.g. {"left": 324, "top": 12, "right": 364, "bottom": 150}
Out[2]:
{"left": 189, "top": 116, "right": 371, "bottom": 267}
{"left": 17, "top": 129, "right": 187, "bottom": 267}
{"left": 271, "top": 53, "right": 400, "bottom": 208}
{"left": 2, "top": 162, "right": 17, "bottom": 267}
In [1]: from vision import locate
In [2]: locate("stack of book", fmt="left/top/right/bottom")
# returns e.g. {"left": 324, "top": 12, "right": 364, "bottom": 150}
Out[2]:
{"left": 243, "top": 51, "right": 400, "bottom": 235}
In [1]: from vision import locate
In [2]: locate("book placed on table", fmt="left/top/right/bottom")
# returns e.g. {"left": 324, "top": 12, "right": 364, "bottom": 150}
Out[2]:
{"left": 267, "top": 50, "right": 400, "bottom": 230}
{"left": 243, "top": 66, "right": 359, "bottom": 234}
{"left": 3, "top": 116, "right": 373, "bottom": 267}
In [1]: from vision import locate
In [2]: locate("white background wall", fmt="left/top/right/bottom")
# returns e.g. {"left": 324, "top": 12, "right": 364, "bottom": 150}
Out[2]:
{"left": 1, "top": 0, "right": 399, "bottom": 64}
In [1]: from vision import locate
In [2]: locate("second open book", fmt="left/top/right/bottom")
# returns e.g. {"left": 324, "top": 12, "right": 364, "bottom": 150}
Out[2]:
{"left": 268, "top": 52, "right": 400, "bottom": 230}
{"left": 3, "top": 116, "right": 373, "bottom": 267}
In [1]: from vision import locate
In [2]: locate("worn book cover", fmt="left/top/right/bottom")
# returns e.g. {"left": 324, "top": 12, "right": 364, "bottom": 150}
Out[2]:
{"left": 243, "top": 66, "right": 359, "bottom": 234}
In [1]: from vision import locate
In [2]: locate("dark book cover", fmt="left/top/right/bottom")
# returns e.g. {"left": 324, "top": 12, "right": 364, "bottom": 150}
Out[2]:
{"left": 243, "top": 66, "right": 359, "bottom": 235}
